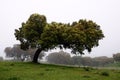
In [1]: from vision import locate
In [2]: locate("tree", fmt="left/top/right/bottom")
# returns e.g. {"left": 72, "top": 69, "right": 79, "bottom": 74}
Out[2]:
{"left": 81, "top": 57, "right": 93, "bottom": 66}
{"left": 14, "top": 13, "right": 104, "bottom": 63}
{"left": 92, "top": 56, "right": 114, "bottom": 67}
{"left": 4, "top": 44, "right": 44, "bottom": 61}
{"left": 113, "top": 53, "right": 120, "bottom": 62}
{"left": 4, "top": 47, "right": 13, "bottom": 57}
{"left": 71, "top": 56, "right": 83, "bottom": 66}
{"left": 0, "top": 57, "right": 3, "bottom": 61}
{"left": 46, "top": 51, "right": 71, "bottom": 65}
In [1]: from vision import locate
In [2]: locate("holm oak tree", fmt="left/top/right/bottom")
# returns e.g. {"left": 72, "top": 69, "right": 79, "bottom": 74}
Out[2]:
{"left": 14, "top": 13, "right": 104, "bottom": 63}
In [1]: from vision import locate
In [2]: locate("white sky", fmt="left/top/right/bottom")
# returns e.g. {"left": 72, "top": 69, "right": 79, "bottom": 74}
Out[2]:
{"left": 0, "top": 0, "right": 120, "bottom": 58}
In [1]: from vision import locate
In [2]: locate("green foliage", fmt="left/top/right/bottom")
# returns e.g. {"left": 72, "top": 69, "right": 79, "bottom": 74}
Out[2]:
{"left": 15, "top": 13, "right": 104, "bottom": 54}
{"left": 83, "top": 67, "right": 94, "bottom": 71}
{"left": 82, "top": 75, "right": 91, "bottom": 78}
{"left": 15, "top": 13, "right": 47, "bottom": 50}
{"left": 14, "top": 13, "right": 104, "bottom": 62}
{"left": 101, "top": 71, "right": 109, "bottom": 76}
{"left": 8, "top": 77, "right": 20, "bottom": 80}
{"left": 83, "top": 67, "right": 90, "bottom": 71}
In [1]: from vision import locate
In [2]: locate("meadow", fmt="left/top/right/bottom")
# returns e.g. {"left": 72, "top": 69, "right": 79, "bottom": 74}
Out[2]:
{"left": 0, "top": 61, "right": 120, "bottom": 80}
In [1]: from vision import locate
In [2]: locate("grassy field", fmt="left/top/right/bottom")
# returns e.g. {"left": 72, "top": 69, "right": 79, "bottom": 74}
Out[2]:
{"left": 0, "top": 61, "right": 120, "bottom": 80}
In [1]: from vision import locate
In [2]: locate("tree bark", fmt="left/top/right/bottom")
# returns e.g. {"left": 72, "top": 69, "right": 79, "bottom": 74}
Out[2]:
{"left": 32, "top": 48, "right": 43, "bottom": 63}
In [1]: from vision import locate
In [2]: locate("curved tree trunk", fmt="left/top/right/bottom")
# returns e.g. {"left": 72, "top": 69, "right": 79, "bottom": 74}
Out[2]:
{"left": 32, "top": 48, "right": 43, "bottom": 63}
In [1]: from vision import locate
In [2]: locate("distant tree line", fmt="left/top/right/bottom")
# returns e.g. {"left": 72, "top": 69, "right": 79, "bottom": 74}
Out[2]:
{"left": 4, "top": 45, "right": 120, "bottom": 67}
{"left": 4, "top": 44, "right": 45, "bottom": 61}
{"left": 46, "top": 51, "right": 120, "bottom": 67}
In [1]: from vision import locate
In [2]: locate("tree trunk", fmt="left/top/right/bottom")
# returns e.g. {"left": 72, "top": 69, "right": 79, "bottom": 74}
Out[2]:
{"left": 32, "top": 48, "right": 43, "bottom": 63}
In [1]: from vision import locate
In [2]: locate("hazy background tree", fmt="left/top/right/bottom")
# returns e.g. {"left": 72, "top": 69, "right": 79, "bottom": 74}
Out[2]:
{"left": 14, "top": 13, "right": 104, "bottom": 63}
{"left": 81, "top": 57, "right": 92, "bottom": 66}
{"left": 4, "top": 44, "right": 45, "bottom": 61}
{"left": 71, "top": 56, "right": 92, "bottom": 66}
{"left": 0, "top": 56, "right": 3, "bottom": 61}
{"left": 4, "top": 47, "right": 13, "bottom": 58}
{"left": 71, "top": 56, "right": 114, "bottom": 67}
{"left": 71, "top": 56, "right": 83, "bottom": 66}
{"left": 92, "top": 56, "right": 114, "bottom": 67}
{"left": 46, "top": 51, "right": 72, "bottom": 65}
{"left": 113, "top": 53, "right": 120, "bottom": 62}
{"left": 46, "top": 52, "right": 114, "bottom": 67}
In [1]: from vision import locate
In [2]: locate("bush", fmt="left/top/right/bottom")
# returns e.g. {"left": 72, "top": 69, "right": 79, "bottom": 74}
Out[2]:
{"left": 8, "top": 77, "right": 20, "bottom": 80}
{"left": 101, "top": 71, "right": 109, "bottom": 76}
{"left": 83, "top": 67, "right": 93, "bottom": 71}
{"left": 82, "top": 75, "right": 91, "bottom": 78}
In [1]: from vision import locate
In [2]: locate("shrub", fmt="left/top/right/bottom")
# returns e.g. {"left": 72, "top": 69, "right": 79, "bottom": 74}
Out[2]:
{"left": 84, "top": 67, "right": 90, "bottom": 71}
{"left": 101, "top": 71, "right": 109, "bottom": 76}
{"left": 82, "top": 75, "right": 91, "bottom": 78}
{"left": 83, "top": 67, "right": 93, "bottom": 71}
{"left": 8, "top": 77, "right": 20, "bottom": 80}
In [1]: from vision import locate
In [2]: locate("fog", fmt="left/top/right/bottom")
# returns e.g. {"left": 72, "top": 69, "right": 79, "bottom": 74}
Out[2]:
{"left": 0, "top": 0, "right": 120, "bottom": 58}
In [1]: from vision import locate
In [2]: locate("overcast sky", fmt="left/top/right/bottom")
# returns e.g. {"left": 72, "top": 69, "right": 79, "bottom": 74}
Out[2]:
{"left": 0, "top": 0, "right": 120, "bottom": 58}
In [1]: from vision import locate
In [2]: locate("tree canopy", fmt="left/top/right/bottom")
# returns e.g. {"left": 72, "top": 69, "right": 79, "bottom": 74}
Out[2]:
{"left": 14, "top": 13, "right": 104, "bottom": 63}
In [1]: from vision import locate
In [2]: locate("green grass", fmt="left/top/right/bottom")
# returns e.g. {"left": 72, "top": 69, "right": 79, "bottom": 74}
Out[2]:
{"left": 0, "top": 61, "right": 120, "bottom": 80}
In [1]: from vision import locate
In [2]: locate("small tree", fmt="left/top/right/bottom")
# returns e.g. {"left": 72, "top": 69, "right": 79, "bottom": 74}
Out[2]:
{"left": 0, "top": 57, "right": 3, "bottom": 61}
{"left": 4, "top": 47, "right": 13, "bottom": 57}
{"left": 113, "top": 53, "right": 120, "bottom": 62}
{"left": 14, "top": 13, "right": 104, "bottom": 63}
